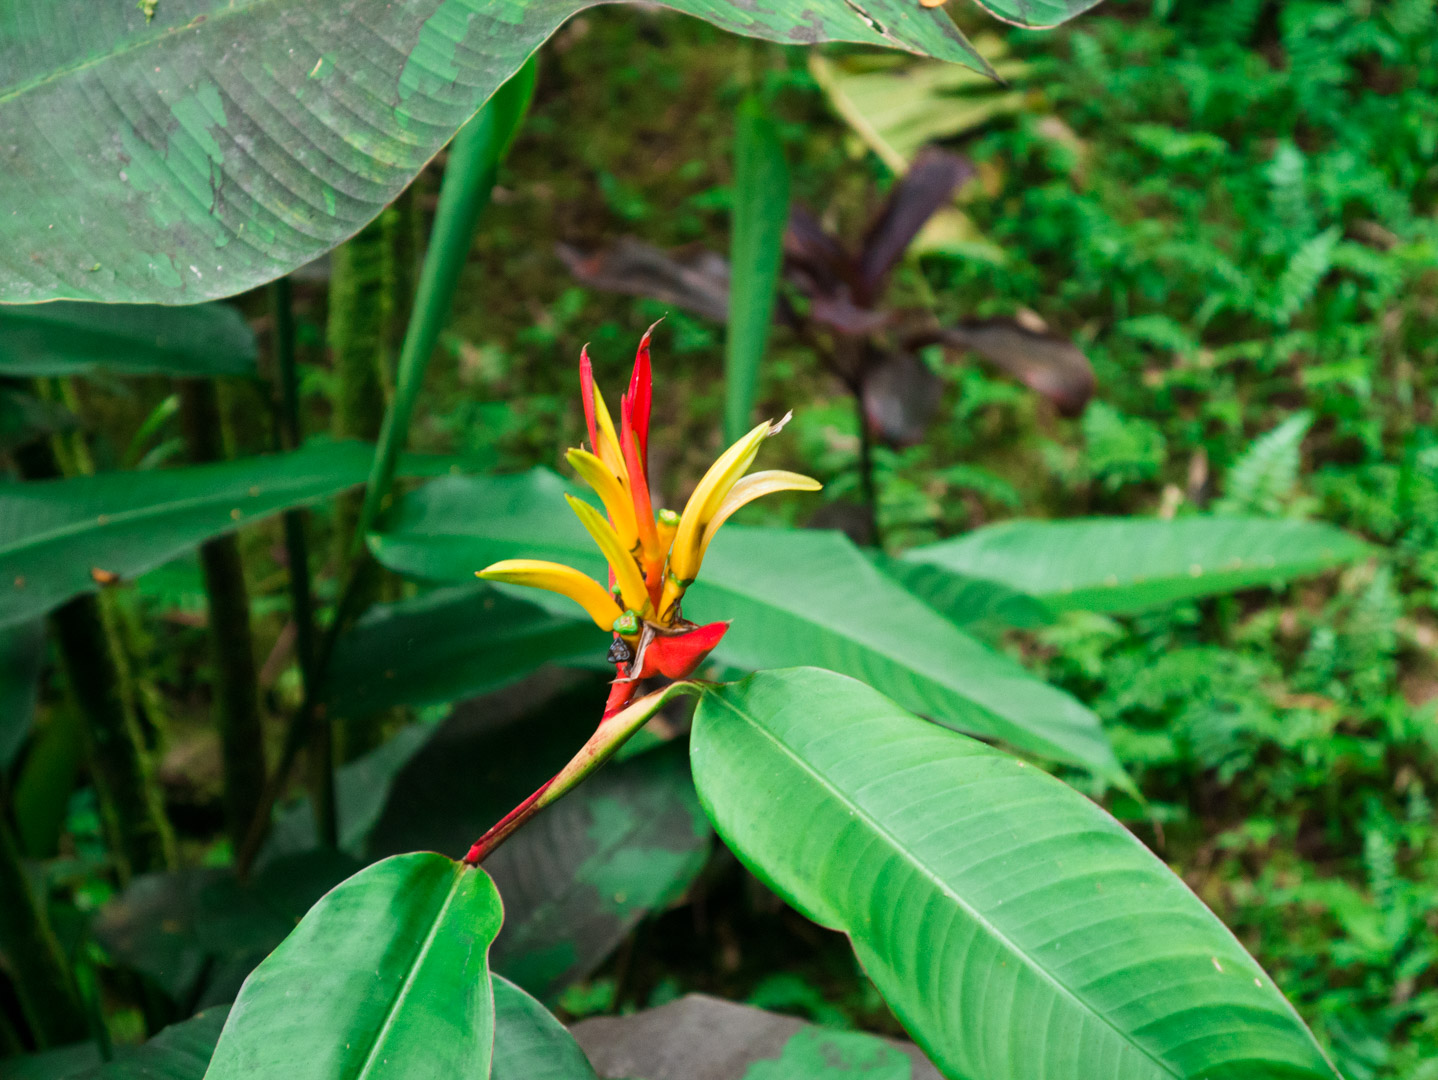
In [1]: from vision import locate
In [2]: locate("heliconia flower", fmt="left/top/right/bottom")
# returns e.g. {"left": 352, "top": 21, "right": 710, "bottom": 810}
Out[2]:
{"left": 477, "top": 324, "right": 820, "bottom": 712}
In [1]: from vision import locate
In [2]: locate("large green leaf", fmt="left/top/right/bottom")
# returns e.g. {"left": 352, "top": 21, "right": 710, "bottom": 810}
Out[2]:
{"left": 492, "top": 975, "right": 601, "bottom": 1080}
{"left": 690, "top": 668, "right": 1339, "bottom": 1080}
{"left": 369, "top": 471, "right": 1121, "bottom": 778}
{"left": 203, "top": 853, "right": 502, "bottom": 1080}
{"left": 903, "top": 516, "right": 1369, "bottom": 615}
{"left": 0, "top": 440, "right": 399, "bottom": 628}
{"left": 323, "top": 585, "right": 603, "bottom": 717}
{"left": 0, "top": 0, "right": 982, "bottom": 305}
{"left": 75, "top": 1009, "right": 231, "bottom": 1080}
{"left": 0, "top": 302, "right": 256, "bottom": 376}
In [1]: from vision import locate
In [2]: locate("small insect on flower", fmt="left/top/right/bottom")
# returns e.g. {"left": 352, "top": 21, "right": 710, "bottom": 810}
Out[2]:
{"left": 477, "top": 323, "right": 819, "bottom": 715}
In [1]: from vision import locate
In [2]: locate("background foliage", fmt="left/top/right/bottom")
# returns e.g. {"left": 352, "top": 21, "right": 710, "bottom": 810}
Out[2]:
{"left": 2, "top": 0, "right": 1435, "bottom": 1076}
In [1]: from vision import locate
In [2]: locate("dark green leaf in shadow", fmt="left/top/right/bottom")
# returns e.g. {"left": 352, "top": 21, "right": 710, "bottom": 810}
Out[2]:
{"left": 324, "top": 586, "right": 604, "bottom": 718}
{"left": 0, "top": 619, "right": 45, "bottom": 770}
{"left": 203, "top": 854, "right": 502, "bottom": 1080}
{"left": 690, "top": 668, "right": 1338, "bottom": 1080}
{"left": 492, "top": 975, "right": 600, "bottom": 1080}
{"left": 0, "top": 303, "right": 256, "bottom": 377}
{"left": 487, "top": 741, "right": 712, "bottom": 1000}
{"left": 0, "top": 390, "right": 77, "bottom": 454}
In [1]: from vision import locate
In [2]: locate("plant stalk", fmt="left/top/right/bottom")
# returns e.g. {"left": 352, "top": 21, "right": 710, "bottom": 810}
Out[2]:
{"left": 13, "top": 439, "right": 175, "bottom": 878}
{"left": 463, "top": 681, "right": 699, "bottom": 865}
{"left": 0, "top": 815, "right": 86, "bottom": 1048}
{"left": 353, "top": 58, "right": 537, "bottom": 546}
{"left": 177, "top": 380, "right": 268, "bottom": 852}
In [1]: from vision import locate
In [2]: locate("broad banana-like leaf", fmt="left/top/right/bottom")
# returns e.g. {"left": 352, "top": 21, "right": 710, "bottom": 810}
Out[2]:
{"left": 690, "top": 667, "right": 1339, "bottom": 1080}
{"left": 0, "top": 0, "right": 985, "bottom": 304}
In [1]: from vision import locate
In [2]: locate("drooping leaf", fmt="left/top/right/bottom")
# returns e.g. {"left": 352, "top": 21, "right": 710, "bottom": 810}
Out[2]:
{"left": 571, "top": 994, "right": 942, "bottom": 1079}
{"left": 486, "top": 741, "right": 712, "bottom": 1000}
{"left": 11, "top": 706, "right": 84, "bottom": 858}
{"left": 0, "top": 0, "right": 983, "bottom": 305}
{"left": 861, "top": 352, "right": 944, "bottom": 446}
{"left": 0, "top": 303, "right": 256, "bottom": 377}
{"left": 323, "top": 585, "right": 603, "bottom": 717}
{"left": 903, "top": 516, "right": 1369, "bottom": 614}
{"left": 93, "top": 851, "right": 362, "bottom": 1009}
{"left": 690, "top": 667, "right": 1340, "bottom": 1080}
{"left": 725, "top": 96, "right": 790, "bottom": 443}
{"left": 0, "top": 440, "right": 394, "bottom": 628}
{"left": 927, "top": 318, "right": 1095, "bottom": 417}
{"left": 368, "top": 471, "right": 1122, "bottom": 778}
{"left": 0, "top": 619, "right": 45, "bottom": 770}
{"left": 559, "top": 239, "right": 732, "bottom": 324}
{"left": 856, "top": 148, "right": 974, "bottom": 300}
{"left": 203, "top": 853, "right": 503, "bottom": 1080}
{"left": 492, "top": 975, "right": 601, "bottom": 1080}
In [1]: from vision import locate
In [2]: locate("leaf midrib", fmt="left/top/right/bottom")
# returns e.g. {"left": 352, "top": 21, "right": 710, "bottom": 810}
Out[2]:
{"left": 702, "top": 688, "right": 1181, "bottom": 1080}
{"left": 355, "top": 864, "right": 473, "bottom": 1079}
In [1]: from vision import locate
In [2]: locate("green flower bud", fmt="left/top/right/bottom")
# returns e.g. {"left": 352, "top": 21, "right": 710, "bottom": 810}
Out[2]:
{"left": 612, "top": 610, "right": 641, "bottom": 636}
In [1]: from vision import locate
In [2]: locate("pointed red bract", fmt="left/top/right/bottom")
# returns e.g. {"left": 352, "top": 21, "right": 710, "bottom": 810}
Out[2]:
{"left": 579, "top": 344, "right": 600, "bottom": 453}
{"left": 627, "top": 321, "right": 658, "bottom": 467}
{"left": 639, "top": 621, "right": 729, "bottom": 681}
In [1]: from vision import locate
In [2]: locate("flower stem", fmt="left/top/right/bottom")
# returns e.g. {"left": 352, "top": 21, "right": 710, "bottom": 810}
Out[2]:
{"left": 463, "top": 681, "right": 701, "bottom": 865}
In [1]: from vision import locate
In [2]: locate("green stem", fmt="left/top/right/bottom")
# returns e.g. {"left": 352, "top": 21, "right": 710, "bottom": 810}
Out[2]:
{"left": 463, "top": 681, "right": 700, "bottom": 865}
{"left": 0, "top": 815, "right": 86, "bottom": 1048}
{"left": 13, "top": 440, "right": 174, "bottom": 878}
{"left": 353, "top": 59, "right": 537, "bottom": 546}
{"left": 269, "top": 278, "right": 335, "bottom": 848}
{"left": 177, "top": 380, "right": 267, "bottom": 852}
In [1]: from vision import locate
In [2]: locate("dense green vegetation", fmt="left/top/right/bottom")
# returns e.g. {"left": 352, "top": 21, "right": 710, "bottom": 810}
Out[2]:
{"left": 2, "top": 0, "right": 1433, "bottom": 1076}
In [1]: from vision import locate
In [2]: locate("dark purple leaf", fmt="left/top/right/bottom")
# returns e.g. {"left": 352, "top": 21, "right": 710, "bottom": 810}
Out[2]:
{"left": 558, "top": 240, "right": 731, "bottom": 323}
{"left": 932, "top": 317, "right": 1095, "bottom": 416}
{"left": 783, "top": 205, "right": 854, "bottom": 300}
{"left": 862, "top": 350, "right": 944, "bottom": 445}
{"left": 808, "top": 296, "right": 893, "bottom": 336}
{"left": 856, "top": 148, "right": 976, "bottom": 302}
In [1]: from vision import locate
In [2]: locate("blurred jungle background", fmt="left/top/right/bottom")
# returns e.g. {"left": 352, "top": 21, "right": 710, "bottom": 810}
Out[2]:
{"left": 3, "top": 0, "right": 1436, "bottom": 1077}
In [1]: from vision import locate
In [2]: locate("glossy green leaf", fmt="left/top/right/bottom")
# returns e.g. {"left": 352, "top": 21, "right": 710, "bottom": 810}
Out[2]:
{"left": 0, "top": 0, "right": 981, "bottom": 305}
{"left": 724, "top": 97, "right": 789, "bottom": 444}
{"left": 323, "top": 585, "right": 603, "bottom": 717}
{"left": 369, "top": 471, "right": 1121, "bottom": 778}
{"left": 903, "top": 516, "right": 1369, "bottom": 614}
{"left": 492, "top": 975, "right": 601, "bottom": 1080}
{"left": 204, "top": 853, "right": 502, "bottom": 1080}
{"left": 690, "top": 667, "right": 1339, "bottom": 1080}
{"left": 0, "top": 619, "right": 45, "bottom": 769}
{"left": 0, "top": 302, "right": 256, "bottom": 376}
{"left": 0, "top": 440, "right": 391, "bottom": 628}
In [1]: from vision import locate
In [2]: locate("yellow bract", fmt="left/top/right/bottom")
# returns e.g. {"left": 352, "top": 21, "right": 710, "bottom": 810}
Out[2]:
{"left": 476, "top": 341, "right": 818, "bottom": 638}
{"left": 565, "top": 495, "right": 651, "bottom": 617}
{"left": 476, "top": 560, "right": 624, "bottom": 633}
